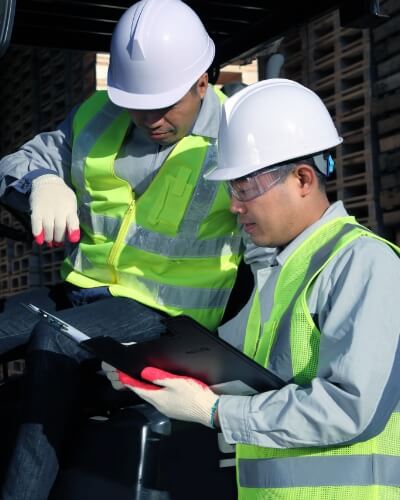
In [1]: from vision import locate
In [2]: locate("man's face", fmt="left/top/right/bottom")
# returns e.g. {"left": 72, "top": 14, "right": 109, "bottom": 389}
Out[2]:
{"left": 230, "top": 170, "right": 300, "bottom": 248}
{"left": 128, "top": 74, "right": 208, "bottom": 146}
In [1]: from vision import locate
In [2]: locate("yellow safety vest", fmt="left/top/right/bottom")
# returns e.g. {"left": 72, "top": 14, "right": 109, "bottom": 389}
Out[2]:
{"left": 237, "top": 216, "right": 400, "bottom": 499}
{"left": 61, "top": 90, "right": 242, "bottom": 330}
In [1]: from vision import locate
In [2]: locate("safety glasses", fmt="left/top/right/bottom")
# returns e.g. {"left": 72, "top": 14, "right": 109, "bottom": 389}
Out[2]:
{"left": 227, "top": 165, "right": 292, "bottom": 202}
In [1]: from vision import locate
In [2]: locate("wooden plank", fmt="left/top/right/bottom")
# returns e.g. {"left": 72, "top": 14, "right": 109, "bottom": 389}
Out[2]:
{"left": 340, "top": 37, "right": 365, "bottom": 58}
{"left": 377, "top": 115, "right": 400, "bottom": 136}
{"left": 380, "top": 151, "right": 400, "bottom": 172}
{"left": 340, "top": 60, "right": 366, "bottom": 79}
{"left": 341, "top": 198, "right": 376, "bottom": 225}
{"left": 313, "top": 52, "right": 336, "bottom": 70}
{"left": 313, "top": 74, "right": 335, "bottom": 91}
{"left": 341, "top": 130, "right": 365, "bottom": 143}
{"left": 377, "top": 52, "right": 400, "bottom": 79}
{"left": 342, "top": 173, "right": 368, "bottom": 185}
{"left": 331, "top": 176, "right": 368, "bottom": 191}
{"left": 372, "top": 94, "right": 400, "bottom": 116}
{"left": 342, "top": 194, "right": 373, "bottom": 206}
{"left": 308, "top": 31, "right": 335, "bottom": 48}
{"left": 379, "top": 132, "right": 400, "bottom": 153}
{"left": 375, "top": 33, "right": 400, "bottom": 64}
{"left": 341, "top": 82, "right": 368, "bottom": 100}
{"left": 374, "top": 71, "right": 400, "bottom": 95}
{"left": 373, "top": 13, "right": 400, "bottom": 43}
{"left": 380, "top": 190, "right": 400, "bottom": 210}
{"left": 381, "top": 172, "right": 400, "bottom": 190}
{"left": 383, "top": 209, "right": 400, "bottom": 227}
{"left": 340, "top": 107, "right": 366, "bottom": 122}
{"left": 341, "top": 150, "right": 366, "bottom": 163}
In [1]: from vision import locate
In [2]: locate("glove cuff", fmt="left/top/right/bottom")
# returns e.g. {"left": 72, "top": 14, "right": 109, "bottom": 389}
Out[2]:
{"left": 32, "top": 173, "right": 65, "bottom": 187}
{"left": 191, "top": 391, "right": 219, "bottom": 428}
{"left": 210, "top": 398, "right": 220, "bottom": 429}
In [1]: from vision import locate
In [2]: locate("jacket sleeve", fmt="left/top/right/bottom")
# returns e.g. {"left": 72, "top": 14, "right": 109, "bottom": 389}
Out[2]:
{"left": 0, "top": 106, "right": 77, "bottom": 212}
{"left": 218, "top": 237, "right": 400, "bottom": 448}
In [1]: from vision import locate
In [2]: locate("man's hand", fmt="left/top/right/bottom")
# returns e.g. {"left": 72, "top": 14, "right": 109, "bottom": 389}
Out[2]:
{"left": 29, "top": 174, "right": 80, "bottom": 246}
{"left": 106, "top": 365, "right": 220, "bottom": 428}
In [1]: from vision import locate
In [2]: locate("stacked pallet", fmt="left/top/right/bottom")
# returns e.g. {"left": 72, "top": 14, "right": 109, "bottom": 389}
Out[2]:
{"left": 0, "top": 209, "right": 40, "bottom": 296}
{"left": 0, "top": 47, "right": 36, "bottom": 153}
{"left": 0, "top": 46, "right": 96, "bottom": 297}
{"left": 372, "top": 0, "right": 400, "bottom": 244}
{"left": 280, "top": 10, "right": 381, "bottom": 231}
{"left": 0, "top": 47, "right": 95, "bottom": 155}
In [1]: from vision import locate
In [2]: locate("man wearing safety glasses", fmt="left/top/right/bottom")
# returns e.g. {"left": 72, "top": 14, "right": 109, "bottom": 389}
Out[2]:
{"left": 224, "top": 153, "right": 334, "bottom": 248}
{"left": 104, "top": 79, "right": 400, "bottom": 500}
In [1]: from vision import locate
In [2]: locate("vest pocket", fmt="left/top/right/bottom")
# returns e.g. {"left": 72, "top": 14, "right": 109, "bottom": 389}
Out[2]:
{"left": 147, "top": 168, "right": 194, "bottom": 235}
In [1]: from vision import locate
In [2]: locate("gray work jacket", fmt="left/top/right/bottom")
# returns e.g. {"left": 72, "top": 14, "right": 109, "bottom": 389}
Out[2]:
{"left": 218, "top": 201, "right": 400, "bottom": 448}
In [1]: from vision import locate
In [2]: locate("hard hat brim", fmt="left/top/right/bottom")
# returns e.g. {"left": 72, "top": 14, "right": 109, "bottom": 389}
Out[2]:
{"left": 204, "top": 165, "right": 245, "bottom": 182}
{"left": 204, "top": 136, "right": 343, "bottom": 182}
{"left": 107, "top": 78, "right": 195, "bottom": 110}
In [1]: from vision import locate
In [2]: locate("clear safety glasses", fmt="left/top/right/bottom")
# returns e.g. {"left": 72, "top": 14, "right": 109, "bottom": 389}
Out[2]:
{"left": 227, "top": 165, "right": 293, "bottom": 202}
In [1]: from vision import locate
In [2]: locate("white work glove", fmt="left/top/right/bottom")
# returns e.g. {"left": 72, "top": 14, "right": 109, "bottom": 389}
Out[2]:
{"left": 103, "top": 364, "right": 219, "bottom": 428}
{"left": 29, "top": 174, "right": 80, "bottom": 246}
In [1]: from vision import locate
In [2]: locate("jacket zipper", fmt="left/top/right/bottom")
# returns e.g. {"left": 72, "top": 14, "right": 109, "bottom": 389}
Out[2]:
{"left": 108, "top": 143, "right": 160, "bottom": 282}
{"left": 107, "top": 197, "right": 136, "bottom": 283}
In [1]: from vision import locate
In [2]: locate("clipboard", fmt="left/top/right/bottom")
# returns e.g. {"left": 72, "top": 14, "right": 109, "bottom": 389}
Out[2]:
{"left": 23, "top": 304, "right": 284, "bottom": 395}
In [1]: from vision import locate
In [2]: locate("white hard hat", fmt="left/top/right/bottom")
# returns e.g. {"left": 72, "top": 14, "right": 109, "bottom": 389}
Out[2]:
{"left": 205, "top": 78, "right": 343, "bottom": 181}
{"left": 107, "top": 0, "right": 215, "bottom": 110}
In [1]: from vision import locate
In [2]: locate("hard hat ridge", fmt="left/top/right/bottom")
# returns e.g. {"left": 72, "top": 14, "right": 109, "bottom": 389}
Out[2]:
{"left": 127, "top": 0, "right": 146, "bottom": 60}
{"left": 127, "top": 38, "right": 145, "bottom": 62}
{"left": 126, "top": 0, "right": 157, "bottom": 61}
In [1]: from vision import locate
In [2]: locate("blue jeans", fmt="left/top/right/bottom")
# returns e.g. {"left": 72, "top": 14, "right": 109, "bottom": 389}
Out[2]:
{"left": 0, "top": 286, "right": 166, "bottom": 500}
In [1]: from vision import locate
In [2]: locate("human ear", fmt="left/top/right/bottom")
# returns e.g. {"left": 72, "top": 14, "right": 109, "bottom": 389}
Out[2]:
{"left": 295, "top": 165, "right": 315, "bottom": 197}
{"left": 197, "top": 73, "right": 209, "bottom": 99}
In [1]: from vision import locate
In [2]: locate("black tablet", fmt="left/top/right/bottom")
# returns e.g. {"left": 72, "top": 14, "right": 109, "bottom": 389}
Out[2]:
{"left": 24, "top": 304, "right": 284, "bottom": 395}
{"left": 83, "top": 315, "right": 284, "bottom": 394}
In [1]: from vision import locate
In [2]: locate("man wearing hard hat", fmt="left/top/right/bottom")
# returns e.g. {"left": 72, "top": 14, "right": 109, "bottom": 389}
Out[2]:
{"left": 109, "top": 79, "right": 400, "bottom": 499}
{"left": 0, "top": 1, "right": 253, "bottom": 498}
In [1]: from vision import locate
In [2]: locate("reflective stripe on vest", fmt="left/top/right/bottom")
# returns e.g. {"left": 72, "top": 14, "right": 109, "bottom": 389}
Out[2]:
{"left": 237, "top": 217, "right": 400, "bottom": 499}
{"left": 63, "top": 91, "right": 241, "bottom": 330}
{"left": 76, "top": 204, "right": 239, "bottom": 258}
{"left": 239, "top": 454, "right": 400, "bottom": 488}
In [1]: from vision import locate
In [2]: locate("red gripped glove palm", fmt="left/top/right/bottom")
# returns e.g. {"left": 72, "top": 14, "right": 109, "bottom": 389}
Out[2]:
{"left": 105, "top": 365, "right": 219, "bottom": 428}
